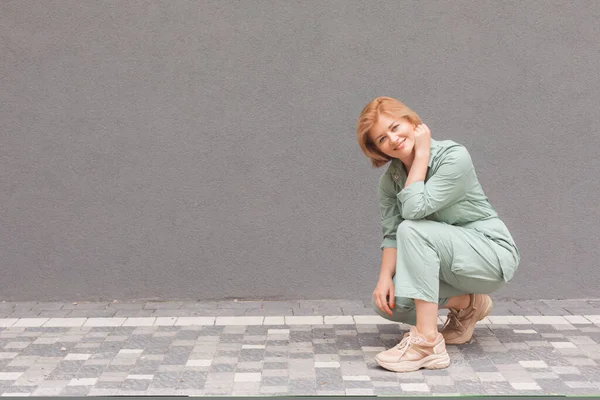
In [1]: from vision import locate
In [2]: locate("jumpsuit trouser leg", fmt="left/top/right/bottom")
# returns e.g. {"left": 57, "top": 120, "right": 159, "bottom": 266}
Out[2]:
{"left": 372, "top": 219, "right": 511, "bottom": 326}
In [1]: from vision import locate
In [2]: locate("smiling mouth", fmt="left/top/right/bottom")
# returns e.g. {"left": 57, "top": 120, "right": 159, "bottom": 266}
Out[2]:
{"left": 394, "top": 138, "right": 406, "bottom": 151}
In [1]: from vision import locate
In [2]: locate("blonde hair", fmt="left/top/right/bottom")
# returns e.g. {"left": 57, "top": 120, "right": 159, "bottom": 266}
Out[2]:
{"left": 356, "top": 96, "right": 422, "bottom": 168}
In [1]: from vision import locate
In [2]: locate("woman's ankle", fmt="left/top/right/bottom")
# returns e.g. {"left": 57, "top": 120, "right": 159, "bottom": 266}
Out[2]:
{"left": 415, "top": 325, "right": 439, "bottom": 341}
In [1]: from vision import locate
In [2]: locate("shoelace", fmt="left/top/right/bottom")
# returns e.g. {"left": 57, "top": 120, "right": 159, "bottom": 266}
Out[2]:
{"left": 441, "top": 309, "right": 466, "bottom": 332}
{"left": 394, "top": 332, "right": 424, "bottom": 358}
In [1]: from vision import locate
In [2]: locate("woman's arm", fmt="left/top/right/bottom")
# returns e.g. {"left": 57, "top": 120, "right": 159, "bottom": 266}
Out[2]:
{"left": 374, "top": 247, "right": 397, "bottom": 316}
{"left": 379, "top": 247, "right": 397, "bottom": 279}
{"left": 378, "top": 174, "right": 403, "bottom": 249}
{"left": 404, "top": 152, "right": 430, "bottom": 189}
{"left": 404, "top": 123, "right": 431, "bottom": 189}
{"left": 375, "top": 175, "right": 401, "bottom": 317}
{"left": 404, "top": 124, "right": 431, "bottom": 188}
{"left": 399, "top": 124, "right": 472, "bottom": 220}
{"left": 400, "top": 145, "right": 473, "bottom": 220}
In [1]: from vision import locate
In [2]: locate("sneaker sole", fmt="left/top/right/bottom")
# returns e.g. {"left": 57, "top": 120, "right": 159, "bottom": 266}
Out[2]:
{"left": 375, "top": 352, "right": 451, "bottom": 373}
{"left": 444, "top": 296, "right": 493, "bottom": 345}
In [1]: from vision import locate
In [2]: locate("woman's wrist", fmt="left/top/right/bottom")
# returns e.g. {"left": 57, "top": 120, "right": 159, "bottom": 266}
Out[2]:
{"left": 414, "top": 148, "right": 430, "bottom": 160}
{"left": 379, "top": 270, "right": 394, "bottom": 281}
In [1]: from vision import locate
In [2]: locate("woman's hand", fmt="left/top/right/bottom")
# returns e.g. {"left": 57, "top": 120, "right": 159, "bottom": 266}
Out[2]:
{"left": 413, "top": 123, "right": 431, "bottom": 158}
{"left": 373, "top": 275, "right": 395, "bottom": 317}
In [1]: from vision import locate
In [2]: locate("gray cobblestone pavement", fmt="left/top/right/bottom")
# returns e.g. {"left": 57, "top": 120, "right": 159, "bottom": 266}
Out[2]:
{"left": 0, "top": 299, "right": 599, "bottom": 396}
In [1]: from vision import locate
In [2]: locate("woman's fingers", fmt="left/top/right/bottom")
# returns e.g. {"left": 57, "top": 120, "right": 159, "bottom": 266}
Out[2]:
{"left": 381, "top": 294, "right": 393, "bottom": 316}
{"left": 373, "top": 293, "right": 381, "bottom": 313}
{"left": 415, "top": 124, "right": 429, "bottom": 136}
{"left": 373, "top": 292, "right": 389, "bottom": 316}
{"left": 416, "top": 124, "right": 430, "bottom": 137}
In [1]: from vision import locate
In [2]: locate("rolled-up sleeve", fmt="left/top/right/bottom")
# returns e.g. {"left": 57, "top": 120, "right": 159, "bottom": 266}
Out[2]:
{"left": 378, "top": 174, "right": 403, "bottom": 249}
{"left": 398, "top": 146, "right": 473, "bottom": 220}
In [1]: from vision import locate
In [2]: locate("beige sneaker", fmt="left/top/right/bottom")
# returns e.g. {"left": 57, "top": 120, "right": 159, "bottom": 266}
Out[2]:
{"left": 374, "top": 326, "right": 450, "bottom": 372}
{"left": 441, "top": 294, "right": 493, "bottom": 345}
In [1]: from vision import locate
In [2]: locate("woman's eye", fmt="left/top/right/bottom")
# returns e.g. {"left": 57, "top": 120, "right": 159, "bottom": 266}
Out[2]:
{"left": 392, "top": 125, "right": 398, "bottom": 131}
{"left": 379, "top": 137, "right": 385, "bottom": 143}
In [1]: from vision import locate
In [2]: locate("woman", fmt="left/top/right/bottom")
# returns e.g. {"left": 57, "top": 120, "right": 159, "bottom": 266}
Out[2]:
{"left": 356, "top": 97, "right": 520, "bottom": 373}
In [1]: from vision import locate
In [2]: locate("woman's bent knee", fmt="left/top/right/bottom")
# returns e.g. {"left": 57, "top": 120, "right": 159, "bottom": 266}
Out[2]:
{"left": 370, "top": 296, "right": 416, "bottom": 324}
{"left": 396, "top": 219, "right": 436, "bottom": 240}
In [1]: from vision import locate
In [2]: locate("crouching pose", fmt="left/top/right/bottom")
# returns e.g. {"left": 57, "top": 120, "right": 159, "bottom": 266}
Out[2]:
{"left": 356, "top": 97, "right": 520, "bottom": 373}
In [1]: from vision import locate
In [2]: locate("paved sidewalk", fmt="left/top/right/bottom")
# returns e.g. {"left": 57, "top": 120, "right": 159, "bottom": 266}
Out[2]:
{"left": 0, "top": 299, "right": 600, "bottom": 396}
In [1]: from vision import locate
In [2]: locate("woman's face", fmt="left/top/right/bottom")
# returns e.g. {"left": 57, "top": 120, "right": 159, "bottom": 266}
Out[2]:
{"left": 368, "top": 114, "right": 416, "bottom": 159}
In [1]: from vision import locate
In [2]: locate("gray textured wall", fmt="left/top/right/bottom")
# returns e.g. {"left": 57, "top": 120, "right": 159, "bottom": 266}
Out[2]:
{"left": 1, "top": 1, "right": 599, "bottom": 302}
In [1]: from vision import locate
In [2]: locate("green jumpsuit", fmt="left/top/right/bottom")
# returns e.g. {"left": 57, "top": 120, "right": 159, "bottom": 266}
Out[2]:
{"left": 371, "top": 138, "right": 520, "bottom": 325}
